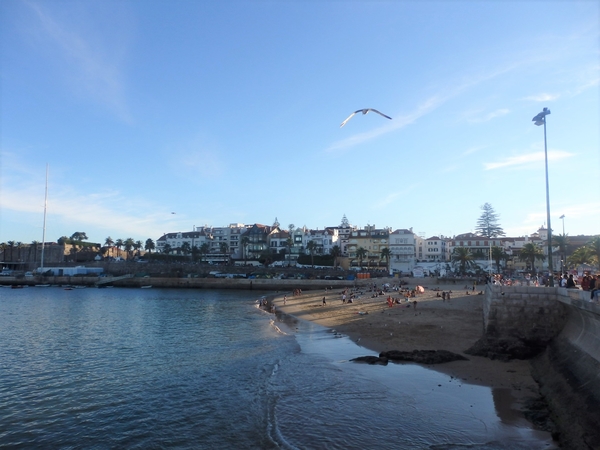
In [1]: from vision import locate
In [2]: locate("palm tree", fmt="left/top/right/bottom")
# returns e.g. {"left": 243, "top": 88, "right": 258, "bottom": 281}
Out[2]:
{"left": 105, "top": 237, "right": 114, "bottom": 257}
{"left": 199, "top": 243, "right": 210, "bottom": 263}
{"left": 163, "top": 243, "right": 172, "bottom": 255}
{"left": 145, "top": 238, "right": 155, "bottom": 254}
{"left": 451, "top": 247, "right": 475, "bottom": 275}
{"left": 134, "top": 240, "right": 143, "bottom": 257}
{"left": 124, "top": 238, "right": 135, "bottom": 260}
{"left": 588, "top": 236, "right": 600, "bottom": 271}
{"left": 7, "top": 241, "right": 15, "bottom": 261}
{"left": 552, "top": 234, "right": 569, "bottom": 272}
{"left": 491, "top": 246, "right": 508, "bottom": 274}
{"left": 241, "top": 236, "right": 250, "bottom": 265}
{"left": 306, "top": 240, "right": 318, "bottom": 267}
{"left": 356, "top": 247, "right": 367, "bottom": 268}
{"left": 330, "top": 245, "right": 341, "bottom": 269}
{"left": 180, "top": 242, "right": 191, "bottom": 259}
{"left": 380, "top": 247, "right": 391, "bottom": 271}
{"left": 115, "top": 239, "right": 124, "bottom": 259}
{"left": 285, "top": 237, "right": 294, "bottom": 267}
{"left": 219, "top": 242, "right": 230, "bottom": 265}
{"left": 30, "top": 240, "right": 39, "bottom": 264}
{"left": 518, "top": 243, "right": 545, "bottom": 275}
{"left": 568, "top": 245, "right": 594, "bottom": 268}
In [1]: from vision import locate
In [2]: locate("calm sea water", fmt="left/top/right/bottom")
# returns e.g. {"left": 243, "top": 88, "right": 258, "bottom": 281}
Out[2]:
{"left": 0, "top": 287, "right": 556, "bottom": 449}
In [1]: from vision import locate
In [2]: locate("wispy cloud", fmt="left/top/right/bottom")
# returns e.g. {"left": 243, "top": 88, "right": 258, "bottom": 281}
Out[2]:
{"left": 25, "top": 1, "right": 131, "bottom": 122}
{"left": 523, "top": 93, "right": 560, "bottom": 102}
{"left": 484, "top": 150, "right": 574, "bottom": 170}
{"left": 461, "top": 145, "right": 487, "bottom": 157}
{"left": 466, "top": 108, "right": 510, "bottom": 123}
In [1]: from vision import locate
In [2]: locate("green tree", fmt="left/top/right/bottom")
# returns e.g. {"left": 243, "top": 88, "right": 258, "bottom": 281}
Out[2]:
{"left": 124, "top": 238, "right": 135, "bottom": 259}
{"left": 180, "top": 241, "right": 191, "bottom": 258}
{"left": 491, "top": 246, "right": 508, "bottom": 273}
{"left": 134, "top": 240, "right": 143, "bottom": 256}
{"left": 451, "top": 247, "right": 476, "bottom": 275}
{"left": 30, "top": 240, "right": 39, "bottom": 264}
{"left": 105, "top": 237, "right": 114, "bottom": 257}
{"left": 285, "top": 237, "right": 293, "bottom": 266}
{"left": 518, "top": 243, "right": 545, "bottom": 275}
{"left": 219, "top": 242, "right": 230, "bottom": 264}
{"left": 199, "top": 243, "right": 210, "bottom": 263}
{"left": 241, "top": 236, "right": 250, "bottom": 264}
{"left": 475, "top": 203, "right": 505, "bottom": 238}
{"left": 145, "top": 238, "right": 155, "bottom": 253}
{"left": 330, "top": 245, "right": 341, "bottom": 269}
{"left": 380, "top": 247, "right": 391, "bottom": 271}
{"left": 588, "top": 236, "right": 600, "bottom": 271}
{"left": 356, "top": 247, "right": 367, "bottom": 268}
{"left": 163, "top": 243, "right": 172, "bottom": 255}
{"left": 306, "top": 240, "right": 318, "bottom": 267}
{"left": 115, "top": 239, "right": 124, "bottom": 258}
{"left": 6, "top": 241, "right": 15, "bottom": 261}
{"left": 552, "top": 234, "right": 569, "bottom": 272}
{"left": 568, "top": 245, "right": 594, "bottom": 268}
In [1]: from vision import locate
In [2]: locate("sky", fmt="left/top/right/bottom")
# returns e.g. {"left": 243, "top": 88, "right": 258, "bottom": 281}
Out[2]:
{"left": 1, "top": 0, "right": 599, "bottom": 246}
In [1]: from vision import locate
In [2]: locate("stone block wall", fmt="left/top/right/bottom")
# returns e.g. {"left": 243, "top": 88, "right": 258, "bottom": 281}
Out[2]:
{"left": 484, "top": 285, "right": 568, "bottom": 343}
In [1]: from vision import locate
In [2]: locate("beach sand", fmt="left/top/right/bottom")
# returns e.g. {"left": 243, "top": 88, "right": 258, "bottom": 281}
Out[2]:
{"left": 273, "top": 278, "right": 542, "bottom": 416}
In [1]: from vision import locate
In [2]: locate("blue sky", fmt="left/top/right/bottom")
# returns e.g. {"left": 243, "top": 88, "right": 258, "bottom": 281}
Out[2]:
{"left": 1, "top": 0, "right": 599, "bottom": 245}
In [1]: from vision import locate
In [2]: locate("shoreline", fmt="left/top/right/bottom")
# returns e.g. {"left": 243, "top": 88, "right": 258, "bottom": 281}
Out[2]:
{"left": 270, "top": 282, "right": 545, "bottom": 422}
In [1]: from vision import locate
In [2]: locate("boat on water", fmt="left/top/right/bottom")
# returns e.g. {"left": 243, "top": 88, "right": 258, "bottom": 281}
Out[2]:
{"left": 35, "top": 284, "right": 51, "bottom": 287}
{"left": 141, "top": 285, "right": 152, "bottom": 289}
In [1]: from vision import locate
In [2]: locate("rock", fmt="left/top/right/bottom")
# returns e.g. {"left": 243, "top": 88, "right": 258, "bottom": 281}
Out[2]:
{"left": 465, "top": 337, "right": 547, "bottom": 360}
{"left": 350, "top": 355, "right": 389, "bottom": 365}
{"left": 379, "top": 350, "right": 468, "bottom": 364}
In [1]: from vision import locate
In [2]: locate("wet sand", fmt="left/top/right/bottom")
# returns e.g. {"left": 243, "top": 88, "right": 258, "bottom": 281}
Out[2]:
{"left": 273, "top": 279, "right": 542, "bottom": 415}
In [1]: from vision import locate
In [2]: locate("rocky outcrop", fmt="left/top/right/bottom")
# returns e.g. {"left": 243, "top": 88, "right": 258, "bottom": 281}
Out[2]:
{"left": 379, "top": 350, "right": 468, "bottom": 364}
{"left": 464, "top": 336, "right": 547, "bottom": 361}
{"left": 350, "top": 356, "right": 388, "bottom": 365}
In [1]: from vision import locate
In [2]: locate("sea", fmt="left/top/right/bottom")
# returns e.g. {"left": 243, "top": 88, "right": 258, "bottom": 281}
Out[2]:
{"left": 0, "top": 287, "right": 557, "bottom": 449}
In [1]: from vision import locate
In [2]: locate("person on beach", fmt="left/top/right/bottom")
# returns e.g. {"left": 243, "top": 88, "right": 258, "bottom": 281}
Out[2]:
{"left": 283, "top": 295, "right": 287, "bottom": 305}
{"left": 322, "top": 297, "right": 326, "bottom": 306}
{"left": 412, "top": 300, "right": 417, "bottom": 310}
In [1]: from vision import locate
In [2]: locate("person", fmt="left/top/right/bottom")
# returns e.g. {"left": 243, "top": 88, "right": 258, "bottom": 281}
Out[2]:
{"left": 566, "top": 274, "right": 577, "bottom": 289}
{"left": 412, "top": 300, "right": 417, "bottom": 310}
{"left": 283, "top": 295, "right": 287, "bottom": 305}
{"left": 560, "top": 275, "right": 567, "bottom": 288}
{"left": 322, "top": 296, "right": 326, "bottom": 306}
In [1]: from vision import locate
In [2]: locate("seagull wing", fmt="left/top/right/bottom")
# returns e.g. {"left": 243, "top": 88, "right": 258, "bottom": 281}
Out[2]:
{"left": 340, "top": 111, "right": 358, "bottom": 127}
{"left": 368, "top": 109, "right": 392, "bottom": 120}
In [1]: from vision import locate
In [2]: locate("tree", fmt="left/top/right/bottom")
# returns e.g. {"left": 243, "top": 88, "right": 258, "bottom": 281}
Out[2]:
{"left": 6, "top": 241, "right": 15, "bottom": 261}
{"left": 568, "top": 246, "right": 594, "bottom": 268}
{"left": 491, "top": 246, "right": 508, "bottom": 273}
{"left": 330, "top": 245, "right": 341, "bottom": 269}
{"left": 451, "top": 247, "right": 476, "bottom": 275}
{"left": 145, "top": 238, "right": 155, "bottom": 253}
{"left": 30, "top": 240, "right": 39, "bottom": 264}
{"left": 588, "top": 236, "right": 600, "bottom": 271}
{"left": 115, "top": 239, "right": 124, "bottom": 258}
{"left": 475, "top": 203, "right": 505, "bottom": 238}
{"left": 518, "top": 243, "right": 545, "bottom": 275}
{"left": 552, "top": 234, "right": 569, "bottom": 272}
{"left": 285, "top": 237, "right": 293, "bottom": 266}
{"left": 124, "top": 238, "right": 135, "bottom": 259}
{"left": 356, "top": 247, "right": 367, "bottom": 268}
{"left": 241, "top": 236, "right": 250, "bottom": 264}
{"left": 105, "top": 237, "right": 114, "bottom": 257}
{"left": 380, "top": 247, "right": 391, "bottom": 271}
{"left": 134, "top": 240, "right": 143, "bottom": 256}
{"left": 180, "top": 242, "right": 192, "bottom": 258}
{"left": 199, "top": 243, "right": 210, "bottom": 263}
{"left": 163, "top": 243, "right": 172, "bottom": 255}
{"left": 57, "top": 236, "right": 69, "bottom": 245}
{"left": 306, "top": 240, "right": 318, "bottom": 267}
{"left": 219, "top": 242, "right": 230, "bottom": 265}
{"left": 70, "top": 232, "right": 88, "bottom": 242}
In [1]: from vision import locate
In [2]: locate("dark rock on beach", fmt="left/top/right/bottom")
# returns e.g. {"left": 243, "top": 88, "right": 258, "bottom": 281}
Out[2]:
{"left": 379, "top": 350, "right": 468, "bottom": 364}
{"left": 350, "top": 355, "right": 389, "bottom": 365}
{"left": 465, "top": 337, "right": 547, "bottom": 361}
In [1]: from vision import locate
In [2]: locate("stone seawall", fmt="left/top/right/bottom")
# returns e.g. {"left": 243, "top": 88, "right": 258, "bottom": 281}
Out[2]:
{"left": 482, "top": 284, "right": 600, "bottom": 449}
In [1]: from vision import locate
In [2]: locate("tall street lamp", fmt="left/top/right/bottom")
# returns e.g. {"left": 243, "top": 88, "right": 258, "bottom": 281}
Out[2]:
{"left": 560, "top": 214, "right": 566, "bottom": 273}
{"left": 532, "top": 107, "right": 553, "bottom": 286}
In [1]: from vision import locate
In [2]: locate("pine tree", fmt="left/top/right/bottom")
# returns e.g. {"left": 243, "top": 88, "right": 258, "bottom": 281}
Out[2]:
{"left": 475, "top": 203, "right": 505, "bottom": 238}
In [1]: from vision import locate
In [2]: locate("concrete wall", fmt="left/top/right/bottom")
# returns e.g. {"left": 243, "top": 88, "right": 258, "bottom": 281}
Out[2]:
{"left": 484, "top": 285, "right": 600, "bottom": 448}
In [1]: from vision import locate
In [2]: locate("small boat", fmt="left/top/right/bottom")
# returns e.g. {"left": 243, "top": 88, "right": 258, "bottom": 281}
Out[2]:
{"left": 35, "top": 284, "right": 51, "bottom": 287}
{"left": 11, "top": 285, "right": 24, "bottom": 289}
{"left": 141, "top": 285, "right": 152, "bottom": 289}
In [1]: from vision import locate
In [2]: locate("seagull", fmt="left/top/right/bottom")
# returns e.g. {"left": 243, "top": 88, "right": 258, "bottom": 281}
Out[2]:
{"left": 340, "top": 108, "right": 392, "bottom": 128}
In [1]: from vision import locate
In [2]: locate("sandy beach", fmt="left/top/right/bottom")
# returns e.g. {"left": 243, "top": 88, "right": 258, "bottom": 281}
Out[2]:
{"left": 273, "top": 278, "right": 543, "bottom": 417}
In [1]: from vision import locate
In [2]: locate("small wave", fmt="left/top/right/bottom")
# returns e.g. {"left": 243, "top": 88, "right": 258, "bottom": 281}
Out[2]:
{"left": 269, "top": 319, "right": 287, "bottom": 335}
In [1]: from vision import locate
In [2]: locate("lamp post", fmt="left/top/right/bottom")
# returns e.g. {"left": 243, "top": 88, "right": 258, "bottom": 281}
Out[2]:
{"left": 559, "top": 214, "right": 566, "bottom": 273}
{"left": 532, "top": 107, "right": 553, "bottom": 286}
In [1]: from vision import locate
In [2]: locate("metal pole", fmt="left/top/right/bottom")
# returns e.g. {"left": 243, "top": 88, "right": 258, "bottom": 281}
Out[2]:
{"left": 543, "top": 118, "right": 554, "bottom": 286}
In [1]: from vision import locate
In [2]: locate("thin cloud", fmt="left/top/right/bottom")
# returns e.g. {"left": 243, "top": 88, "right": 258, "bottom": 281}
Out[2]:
{"left": 484, "top": 150, "right": 574, "bottom": 170}
{"left": 461, "top": 145, "right": 487, "bottom": 157}
{"left": 523, "top": 93, "right": 560, "bottom": 102}
{"left": 466, "top": 108, "right": 510, "bottom": 123}
{"left": 25, "top": 1, "right": 131, "bottom": 122}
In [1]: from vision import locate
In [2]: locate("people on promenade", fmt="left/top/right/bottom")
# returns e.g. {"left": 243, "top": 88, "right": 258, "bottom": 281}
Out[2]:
{"left": 566, "top": 274, "right": 577, "bottom": 289}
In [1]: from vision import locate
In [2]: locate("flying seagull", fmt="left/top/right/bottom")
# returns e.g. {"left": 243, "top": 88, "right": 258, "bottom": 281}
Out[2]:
{"left": 340, "top": 108, "right": 392, "bottom": 128}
